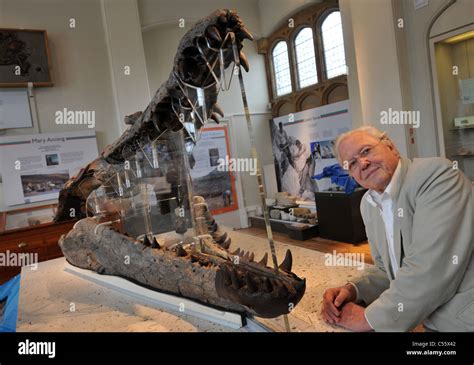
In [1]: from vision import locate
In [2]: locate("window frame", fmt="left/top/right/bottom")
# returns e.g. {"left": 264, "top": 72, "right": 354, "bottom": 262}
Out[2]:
{"left": 259, "top": 1, "right": 348, "bottom": 117}
{"left": 270, "top": 39, "right": 294, "bottom": 97}
{"left": 292, "top": 25, "right": 319, "bottom": 90}
{"left": 317, "top": 9, "right": 347, "bottom": 81}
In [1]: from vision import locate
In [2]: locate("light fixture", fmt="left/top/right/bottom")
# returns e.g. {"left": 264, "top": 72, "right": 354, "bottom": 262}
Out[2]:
{"left": 443, "top": 30, "right": 474, "bottom": 44}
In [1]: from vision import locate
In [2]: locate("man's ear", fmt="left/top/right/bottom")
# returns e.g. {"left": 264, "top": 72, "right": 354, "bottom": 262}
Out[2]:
{"left": 386, "top": 141, "right": 400, "bottom": 157}
{"left": 384, "top": 140, "right": 396, "bottom": 151}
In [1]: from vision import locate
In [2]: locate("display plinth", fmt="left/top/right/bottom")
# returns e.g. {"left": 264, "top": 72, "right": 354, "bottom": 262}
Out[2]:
{"left": 64, "top": 261, "right": 250, "bottom": 330}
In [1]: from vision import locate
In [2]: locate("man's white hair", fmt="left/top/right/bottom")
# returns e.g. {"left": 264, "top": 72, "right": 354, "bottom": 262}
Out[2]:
{"left": 334, "top": 126, "right": 393, "bottom": 164}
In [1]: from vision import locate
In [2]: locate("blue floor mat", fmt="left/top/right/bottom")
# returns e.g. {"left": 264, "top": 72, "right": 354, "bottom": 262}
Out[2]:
{"left": 0, "top": 274, "right": 20, "bottom": 332}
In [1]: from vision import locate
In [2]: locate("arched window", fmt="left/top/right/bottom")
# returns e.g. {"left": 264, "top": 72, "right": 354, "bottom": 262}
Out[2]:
{"left": 294, "top": 27, "right": 318, "bottom": 88}
{"left": 272, "top": 41, "right": 292, "bottom": 96}
{"left": 321, "top": 11, "right": 346, "bottom": 79}
{"left": 260, "top": 2, "right": 349, "bottom": 117}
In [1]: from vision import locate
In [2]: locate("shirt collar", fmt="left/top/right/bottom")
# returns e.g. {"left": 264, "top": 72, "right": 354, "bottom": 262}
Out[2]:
{"left": 365, "top": 159, "right": 402, "bottom": 207}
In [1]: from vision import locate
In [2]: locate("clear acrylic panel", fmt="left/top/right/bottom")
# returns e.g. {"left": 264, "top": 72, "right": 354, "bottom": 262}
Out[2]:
{"left": 86, "top": 130, "right": 196, "bottom": 245}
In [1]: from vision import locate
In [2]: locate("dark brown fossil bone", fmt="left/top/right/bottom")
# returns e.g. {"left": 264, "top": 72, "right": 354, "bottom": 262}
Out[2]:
{"left": 151, "top": 237, "right": 161, "bottom": 249}
{"left": 279, "top": 250, "right": 293, "bottom": 272}
{"left": 59, "top": 214, "right": 306, "bottom": 318}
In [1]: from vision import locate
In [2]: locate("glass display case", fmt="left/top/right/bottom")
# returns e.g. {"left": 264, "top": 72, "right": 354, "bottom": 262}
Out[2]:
{"left": 0, "top": 204, "right": 57, "bottom": 233}
{"left": 432, "top": 27, "right": 474, "bottom": 181}
{"left": 85, "top": 130, "right": 197, "bottom": 246}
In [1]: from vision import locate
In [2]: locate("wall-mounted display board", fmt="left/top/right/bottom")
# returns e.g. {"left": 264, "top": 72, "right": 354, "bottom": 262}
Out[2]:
{"left": 189, "top": 126, "right": 238, "bottom": 215}
{"left": 0, "top": 131, "right": 98, "bottom": 207}
{"left": 0, "top": 90, "right": 33, "bottom": 129}
{"left": 0, "top": 29, "right": 53, "bottom": 87}
{"left": 270, "top": 100, "right": 352, "bottom": 200}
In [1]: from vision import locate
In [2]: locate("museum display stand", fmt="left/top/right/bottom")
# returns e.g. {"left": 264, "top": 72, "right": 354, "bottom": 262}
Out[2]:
{"left": 249, "top": 203, "right": 319, "bottom": 241}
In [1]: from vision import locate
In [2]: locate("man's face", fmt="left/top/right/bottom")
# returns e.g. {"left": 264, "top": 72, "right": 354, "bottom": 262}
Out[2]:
{"left": 338, "top": 132, "right": 400, "bottom": 193}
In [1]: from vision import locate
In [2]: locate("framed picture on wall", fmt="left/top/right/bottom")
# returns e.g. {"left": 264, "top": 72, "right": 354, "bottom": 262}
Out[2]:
{"left": 0, "top": 28, "right": 53, "bottom": 87}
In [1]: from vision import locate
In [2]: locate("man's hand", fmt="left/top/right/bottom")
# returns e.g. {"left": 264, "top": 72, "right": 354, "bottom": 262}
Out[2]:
{"left": 320, "top": 283, "right": 357, "bottom": 324}
{"left": 337, "top": 302, "right": 372, "bottom": 332}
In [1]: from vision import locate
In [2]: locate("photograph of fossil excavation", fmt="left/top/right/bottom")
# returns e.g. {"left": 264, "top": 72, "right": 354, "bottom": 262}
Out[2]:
{"left": 0, "top": 0, "right": 473, "bottom": 359}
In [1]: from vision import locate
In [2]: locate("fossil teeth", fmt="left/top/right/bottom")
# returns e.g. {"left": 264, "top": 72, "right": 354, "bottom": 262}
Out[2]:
{"left": 221, "top": 237, "right": 232, "bottom": 250}
{"left": 237, "top": 27, "right": 254, "bottom": 41}
{"left": 239, "top": 50, "right": 249, "bottom": 72}
{"left": 206, "top": 25, "right": 222, "bottom": 45}
{"left": 230, "top": 269, "right": 240, "bottom": 290}
{"left": 279, "top": 249, "right": 293, "bottom": 272}
{"left": 210, "top": 112, "right": 221, "bottom": 124}
{"left": 258, "top": 253, "right": 268, "bottom": 266}
{"left": 176, "top": 244, "right": 187, "bottom": 257}
{"left": 215, "top": 231, "right": 228, "bottom": 244}
{"left": 232, "top": 248, "right": 241, "bottom": 256}
{"left": 212, "top": 104, "right": 224, "bottom": 117}
{"left": 143, "top": 235, "right": 151, "bottom": 247}
{"left": 221, "top": 237, "right": 231, "bottom": 250}
{"left": 206, "top": 217, "right": 215, "bottom": 225}
{"left": 248, "top": 252, "right": 255, "bottom": 262}
{"left": 244, "top": 251, "right": 250, "bottom": 260}
{"left": 151, "top": 237, "right": 161, "bottom": 249}
{"left": 208, "top": 220, "right": 218, "bottom": 233}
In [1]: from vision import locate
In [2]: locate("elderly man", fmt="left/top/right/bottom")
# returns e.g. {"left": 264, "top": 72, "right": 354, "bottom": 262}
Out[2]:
{"left": 320, "top": 126, "right": 473, "bottom": 331}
